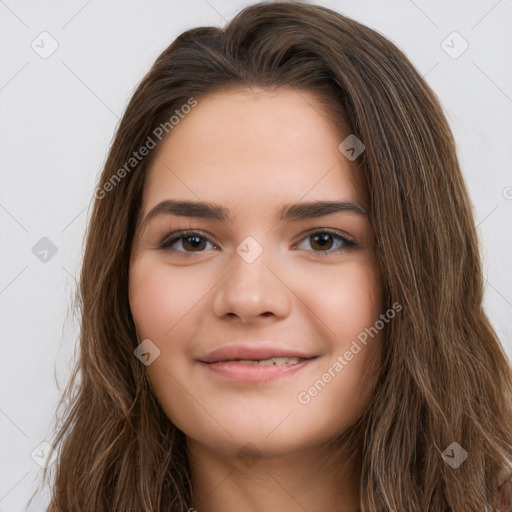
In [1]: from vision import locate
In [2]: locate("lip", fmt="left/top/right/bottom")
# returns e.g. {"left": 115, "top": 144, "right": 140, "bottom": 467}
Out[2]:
{"left": 199, "top": 359, "right": 317, "bottom": 383}
{"left": 198, "top": 342, "right": 318, "bottom": 363}
{"left": 197, "top": 342, "right": 319, "bottom": 383}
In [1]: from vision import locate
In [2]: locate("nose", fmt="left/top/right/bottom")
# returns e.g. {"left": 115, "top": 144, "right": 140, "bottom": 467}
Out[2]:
{"left": 212, "top": 240, "right": 292, "bottom": 324}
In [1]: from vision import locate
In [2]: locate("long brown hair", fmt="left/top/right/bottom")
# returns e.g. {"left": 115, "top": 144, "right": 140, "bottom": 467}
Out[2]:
{"left": 40, "top": 2, "right": 512, "bottom": 510}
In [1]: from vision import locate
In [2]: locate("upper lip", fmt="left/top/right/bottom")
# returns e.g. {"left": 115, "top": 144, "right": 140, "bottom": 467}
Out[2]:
{"left": 198, "top": 343, "right": 319, "bottom": 363}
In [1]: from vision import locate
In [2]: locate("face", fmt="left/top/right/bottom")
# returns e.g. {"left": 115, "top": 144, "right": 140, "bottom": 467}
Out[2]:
{"left": 129, "top": 87, "right": 383, "bottom": 459}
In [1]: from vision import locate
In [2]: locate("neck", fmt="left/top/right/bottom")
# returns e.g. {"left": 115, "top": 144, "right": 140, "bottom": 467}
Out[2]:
{"left": 187, "top": 439, "right": 361, "bottom": 512}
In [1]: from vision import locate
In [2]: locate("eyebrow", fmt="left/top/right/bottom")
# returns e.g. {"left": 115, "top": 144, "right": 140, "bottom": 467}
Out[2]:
{"left": 142, "top": 199, "right": 367, "bottom": 227}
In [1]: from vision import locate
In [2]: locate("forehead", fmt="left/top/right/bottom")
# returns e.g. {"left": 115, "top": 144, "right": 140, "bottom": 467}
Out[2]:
{"left": 142, "top": 87, "right": 365, "bottom": 214}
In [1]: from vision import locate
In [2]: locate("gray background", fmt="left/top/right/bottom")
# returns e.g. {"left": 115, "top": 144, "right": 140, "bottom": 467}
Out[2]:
{"left": 1, "top": 0, "right": 511, "bottom": 510}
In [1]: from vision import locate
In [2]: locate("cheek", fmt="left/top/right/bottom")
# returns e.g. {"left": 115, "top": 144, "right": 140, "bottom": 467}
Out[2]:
{"left": 129, "top": 258, "right": 209, "bottom": 341}
{"left": 292, "top": 260, "right": 383, "bottom": 419}
{"left": 299, "top": 258, "right": 382, "bottom": 343}
{"left": 129, "top": 259, "right": 206, "bottom": 427}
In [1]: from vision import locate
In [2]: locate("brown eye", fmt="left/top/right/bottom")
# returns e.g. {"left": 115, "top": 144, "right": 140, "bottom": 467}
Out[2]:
{"left": 159, "top": 231, "right": 216, "bottom": 253}
{"left": 295, "top": 230, "right": 357, "bottom": 255}
{"left": 181, "top": 235, "right": 207, "bottom": 251}
{"left": 309, "top": 233, "right": 335, "bottom": 251}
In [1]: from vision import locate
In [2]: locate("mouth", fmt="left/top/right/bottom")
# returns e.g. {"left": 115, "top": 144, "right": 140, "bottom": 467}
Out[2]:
{"left": 198, "top": 343, "right": 319, "bottom": 364}
{"left": 202, "top": 356, "right": 315, "bottom": 366}
{"left": 197, "top": 343, "right": 320, "bottom": 383}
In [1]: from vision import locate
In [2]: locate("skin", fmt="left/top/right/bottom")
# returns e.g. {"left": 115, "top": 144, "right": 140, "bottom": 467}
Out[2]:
{"left": 129, "top": 86, "right": 383, "bottom": 512}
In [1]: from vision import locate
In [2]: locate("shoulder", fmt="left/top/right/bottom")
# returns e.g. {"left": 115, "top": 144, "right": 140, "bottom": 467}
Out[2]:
{"left": 497, "top": 474, "right": 512, "bottom": 512}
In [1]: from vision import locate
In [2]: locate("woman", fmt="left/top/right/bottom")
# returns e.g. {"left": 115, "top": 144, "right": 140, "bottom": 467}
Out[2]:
{"left": 42, "top": 2, "right": 512, "bottom": 510}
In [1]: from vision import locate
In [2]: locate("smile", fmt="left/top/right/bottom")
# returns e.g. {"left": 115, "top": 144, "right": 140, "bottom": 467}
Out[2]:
{"left": 198, "top": 356, "right": 318, "bottom": 383}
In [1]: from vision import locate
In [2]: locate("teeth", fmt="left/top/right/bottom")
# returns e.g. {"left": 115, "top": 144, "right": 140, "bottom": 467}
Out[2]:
{"left": 235, "top": 357, "right": 301, "bottom": 366}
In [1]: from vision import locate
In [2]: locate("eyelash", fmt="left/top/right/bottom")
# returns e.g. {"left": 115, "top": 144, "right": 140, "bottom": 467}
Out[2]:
{"left": 158, "top": 229, "right": 358, "bottom": 257}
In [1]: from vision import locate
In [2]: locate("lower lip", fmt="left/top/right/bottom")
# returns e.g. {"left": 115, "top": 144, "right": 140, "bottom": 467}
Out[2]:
{"left": 198, "top": 359, "right": 317, "bottom": 383}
